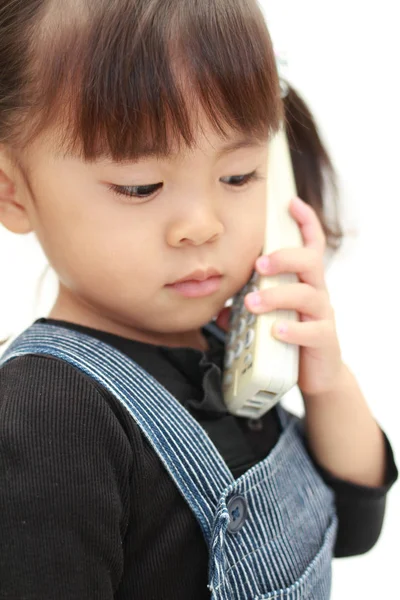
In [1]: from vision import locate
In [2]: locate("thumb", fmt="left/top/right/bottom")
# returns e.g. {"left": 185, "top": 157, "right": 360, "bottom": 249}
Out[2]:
{"left": 215, "top": 306, "right": 231, "bottom": 332}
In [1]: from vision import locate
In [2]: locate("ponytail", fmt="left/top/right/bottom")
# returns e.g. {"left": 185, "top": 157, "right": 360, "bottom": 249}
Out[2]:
{"left": 284, "top": 85, "right": 343, "bottom": 251}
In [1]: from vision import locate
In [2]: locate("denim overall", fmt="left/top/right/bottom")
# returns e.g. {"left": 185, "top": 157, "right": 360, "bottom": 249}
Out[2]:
{"left": 0, "top": 323, "right": 338, "bottom": 599}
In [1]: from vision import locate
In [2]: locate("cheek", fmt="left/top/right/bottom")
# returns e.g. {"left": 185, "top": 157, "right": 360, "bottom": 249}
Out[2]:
{"left": 225, "top": 197, "right": 265, "bottom": 292}
{"left": 233, "top": 195, "right": 265, "bottom": 251}
{"left": 250, "top": 195, "right": 266, "bottom": 249}
{"left": 32, "top": 188, "right": 162, "bottom": 291}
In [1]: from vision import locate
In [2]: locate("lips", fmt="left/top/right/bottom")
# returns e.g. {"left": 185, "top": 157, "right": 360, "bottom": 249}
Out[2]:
{"left": 165, "top": 267, "right": 223, "bottom": 298}
{"left": 169, "top": 267, "right": 222, "bottom": 285}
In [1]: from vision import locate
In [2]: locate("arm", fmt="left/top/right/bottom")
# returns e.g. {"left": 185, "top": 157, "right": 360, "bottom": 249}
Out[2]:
{"left": 242, "top": 196, "right": 398, "bottom": 556}
{"left": 302, "top": 362, "right": 387, "bottom": 487}
{"left": 301, "top": 362, "right": 398, "bottom": 556}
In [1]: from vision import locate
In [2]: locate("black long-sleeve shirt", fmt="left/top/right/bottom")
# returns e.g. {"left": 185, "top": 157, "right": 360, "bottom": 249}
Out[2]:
{"left": 0, "top": 318, "right": 397, "bottom": 599}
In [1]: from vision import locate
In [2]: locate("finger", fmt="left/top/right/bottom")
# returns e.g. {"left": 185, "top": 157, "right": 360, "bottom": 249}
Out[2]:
{"left": 271, "top": 318, "right": 334, "bottom": 347}
{"left": 289, "top": 197, "right": 326, "bottom": 254}
{"left": 215, "top": 306, "right": 231, "bottom": 331}
{"left": 245, "top": 283, "right": 330, "bottom": 320}
{"left": 255, "top": 247, "right": 326, "bottom": 290}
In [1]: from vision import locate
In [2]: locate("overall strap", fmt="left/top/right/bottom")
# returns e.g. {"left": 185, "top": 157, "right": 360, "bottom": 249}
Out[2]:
{"left": 0, "top": 323, "right": 234, "bottom": 546}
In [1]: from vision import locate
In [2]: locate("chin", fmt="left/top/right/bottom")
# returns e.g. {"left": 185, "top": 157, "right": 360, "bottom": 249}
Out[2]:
{"left": 161, "top": 304, "right": 225, "bottom": 333}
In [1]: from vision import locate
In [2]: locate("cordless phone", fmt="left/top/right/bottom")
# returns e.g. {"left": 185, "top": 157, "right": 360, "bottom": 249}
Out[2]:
{"left": 222, "top": 127, "right": 303, "bottom": 419}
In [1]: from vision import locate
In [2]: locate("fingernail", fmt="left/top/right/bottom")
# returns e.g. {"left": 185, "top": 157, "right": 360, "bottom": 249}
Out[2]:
{"left": 276, "top": 322, "right": 288, "bottom": 336}
{"left": 256, "top": 256, "right": 270, "bottom": 273}
{"left": 247, "top": 292, "right": 261, "bottom": 307}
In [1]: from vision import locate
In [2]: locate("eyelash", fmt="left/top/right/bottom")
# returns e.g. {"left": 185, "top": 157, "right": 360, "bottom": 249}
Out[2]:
{"left": 108, "top": 170, "right": 264, "bottom": 201}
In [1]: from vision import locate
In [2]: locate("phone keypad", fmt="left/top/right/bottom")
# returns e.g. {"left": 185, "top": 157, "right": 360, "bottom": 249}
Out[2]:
{"left": 240, "top": 303, "right": 247, "bottom": 316}
{"left": 223, "top": 373, "right": 233, "bottom": 387}
{"left": 245, "top": 329, "right": 255, "bottom": 348}
{"left": 238, "top": 318, "right": 246, "bottom": 335}
{"left": 243, "top": 353, "right": 253, "bottom": 367}
{"left": 225, "top": 350, "right": 235, "bottom": 370}
{"left": 246, "top": 312, "right": 256, "bottom": 326}
{"left": 227, "top": 330, "right": 236, "bottom": 346}
{"left": 224, "top": 273, "right": 258, "bottom": 376}
{"left": 234, "top": 340, "right": 244, "bottom": 359}
{"left": 250, "top": 270, "right": 259, "bottom": 284}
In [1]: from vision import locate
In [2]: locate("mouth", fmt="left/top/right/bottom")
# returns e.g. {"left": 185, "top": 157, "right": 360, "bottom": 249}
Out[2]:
{"left": 166, "top": 268, "right": 223, "bottom": 298}
{"left": 168, "top": 267, "right": 222, "bottom": 285}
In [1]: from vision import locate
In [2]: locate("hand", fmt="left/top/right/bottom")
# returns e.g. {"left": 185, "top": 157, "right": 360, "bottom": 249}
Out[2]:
{"left": 217, "top": 197, "right": 344, "bottom": 397}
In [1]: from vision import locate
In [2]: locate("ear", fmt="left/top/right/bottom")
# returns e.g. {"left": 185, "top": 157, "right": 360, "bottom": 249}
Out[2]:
{"left": 0, "top": 148, "right": 33, "bottom": 234}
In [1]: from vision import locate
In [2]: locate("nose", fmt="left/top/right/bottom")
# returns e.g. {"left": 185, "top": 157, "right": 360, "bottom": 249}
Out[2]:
{"left": 166, "top": 202, "right": 225, "bottom": 247}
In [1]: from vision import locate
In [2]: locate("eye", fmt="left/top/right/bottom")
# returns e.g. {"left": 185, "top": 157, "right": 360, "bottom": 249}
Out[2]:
{"left": 221, "top": 170, "right": 263, "bottom": 187}
{"left": 108, "top": 182, "right": 163, "bottom": 200}
{"left": 108, "top": 169, "right": 263, "bottom": 202}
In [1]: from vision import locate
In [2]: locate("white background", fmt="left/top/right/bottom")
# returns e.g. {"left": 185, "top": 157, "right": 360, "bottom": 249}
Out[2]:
{"left": 0, "top": 1, "right": 399, "bottom": 597}
{"left": 261, "top": 0, "right": 400, "bottom": 597}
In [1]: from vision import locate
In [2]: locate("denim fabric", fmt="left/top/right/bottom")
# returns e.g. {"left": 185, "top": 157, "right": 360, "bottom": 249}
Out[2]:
{"left": 1, "top": 323, "right": 338, "bottom": 599}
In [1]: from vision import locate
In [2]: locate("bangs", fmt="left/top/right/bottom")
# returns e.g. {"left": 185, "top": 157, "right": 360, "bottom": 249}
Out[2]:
{"left": 26, "top": 0, "right": 283, "bottom": 161}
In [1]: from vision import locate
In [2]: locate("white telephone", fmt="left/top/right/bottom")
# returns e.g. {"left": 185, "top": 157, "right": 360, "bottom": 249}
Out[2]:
{"left": 221, "top": 126, "right": 303, "bottom": 418}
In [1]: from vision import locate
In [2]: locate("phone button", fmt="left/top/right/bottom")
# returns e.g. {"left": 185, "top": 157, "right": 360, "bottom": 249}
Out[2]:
{"left": 250, "top": 270, "right": 259, "bottom": 284}
{"left": 227, "top": 330, "right": 237, "bottom": 346}
{"left": 234, "top": 340, "right": 244, "bottom": 359}
{"left": 225, "top": 350, "right": 235, "bottom": 369}
{"left": 245, "top": 329, "right": 255, "bottom": 348}
{"left": 229, "top": 306, "right": 239, "bottom": 325}
{"left": 244, "top": 353, "right": 252, "bottom": 367}
{"left": 223, "top": 373, "right": 233, "bottom": 388}
{"left": 246, "top": 312, "right": 256, "bottom": 326}
{"left": 238, "top": 318, "right": 246, "bottom": 335}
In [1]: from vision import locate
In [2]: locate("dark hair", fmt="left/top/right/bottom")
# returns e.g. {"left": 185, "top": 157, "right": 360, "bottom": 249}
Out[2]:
{"left": 284, "top": 86, "right": 343, "bottom": 250}
{"left": 0, "top": 0, "right": 343, "bottom": 344}
{"left": 0, "top": 0, "right": 282, "bottom": 157}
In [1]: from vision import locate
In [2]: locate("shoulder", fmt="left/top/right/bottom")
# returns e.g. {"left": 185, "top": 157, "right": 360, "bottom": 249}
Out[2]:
{"left": 0, "top": 353, "right": 134, "bottom": 477}
{"left": 0, "top": 354, "right": 132, "bottom": 593}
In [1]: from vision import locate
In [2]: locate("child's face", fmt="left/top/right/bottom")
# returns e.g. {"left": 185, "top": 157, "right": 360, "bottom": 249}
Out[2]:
{"left": 6, "top": 117, "right": 268, "bottom": 345}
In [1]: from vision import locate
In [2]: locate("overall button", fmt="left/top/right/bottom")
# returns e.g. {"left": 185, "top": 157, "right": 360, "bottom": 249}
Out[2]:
{"left": 227, "top": 495, "right": 248, "bottom": 533}
{"left": 247, "top": 418, "right": 264, "bottom": 432}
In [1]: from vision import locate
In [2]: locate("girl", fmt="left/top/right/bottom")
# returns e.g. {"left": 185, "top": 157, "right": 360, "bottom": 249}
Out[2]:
{"left": 0, "top": 1, "right": 397, "bottom": 599}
